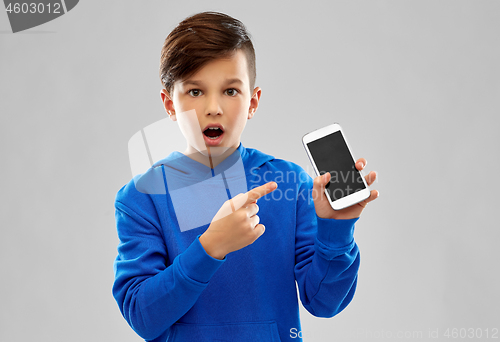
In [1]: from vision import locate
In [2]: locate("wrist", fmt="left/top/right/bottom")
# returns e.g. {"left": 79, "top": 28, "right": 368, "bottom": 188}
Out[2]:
{"left": 199, "top": 233, "right": 226, "bottom": 260}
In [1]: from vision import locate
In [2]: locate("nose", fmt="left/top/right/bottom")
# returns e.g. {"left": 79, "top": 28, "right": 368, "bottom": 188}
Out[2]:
{"left": 205, "top": 93, "right": 223, "bottom": 116}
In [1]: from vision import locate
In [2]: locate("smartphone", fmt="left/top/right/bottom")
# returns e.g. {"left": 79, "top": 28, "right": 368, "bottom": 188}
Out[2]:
{"left": 302, "top": 123, "right": 370, "bottom": 210}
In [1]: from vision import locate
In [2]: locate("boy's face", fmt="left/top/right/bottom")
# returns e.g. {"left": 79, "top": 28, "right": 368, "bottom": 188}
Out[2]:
{"left": 160, "top": 49, "right": 261, "bottom": 159}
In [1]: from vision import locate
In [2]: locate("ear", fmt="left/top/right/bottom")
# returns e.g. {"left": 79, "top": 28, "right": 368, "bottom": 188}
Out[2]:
{"left": 160, "top": 89, "right": 177, "bottom": 121}
{"left": 247, "top": 86, "right": 262, "bottom": 120}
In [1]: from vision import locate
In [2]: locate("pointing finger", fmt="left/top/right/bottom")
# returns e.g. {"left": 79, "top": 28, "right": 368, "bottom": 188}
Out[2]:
{"left": 211, "top": 182, "right": 277, "bottom": 223}
{"left": 245, "top": 181, "right": 278, "bottom": 205}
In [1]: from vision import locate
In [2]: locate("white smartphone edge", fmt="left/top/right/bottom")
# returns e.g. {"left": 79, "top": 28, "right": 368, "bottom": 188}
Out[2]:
{"left": 302, "top": 123, "right": 370, "bottom": 211}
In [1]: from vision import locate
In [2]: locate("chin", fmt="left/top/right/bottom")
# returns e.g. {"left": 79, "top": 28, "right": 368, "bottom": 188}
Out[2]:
{"left": 199, "top": 145, "right": 234, "bottom": 158}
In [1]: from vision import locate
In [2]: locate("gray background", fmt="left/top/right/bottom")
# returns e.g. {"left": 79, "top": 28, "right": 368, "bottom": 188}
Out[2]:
{"left": 1, "top": 0, "right": 499, "bottom": 341}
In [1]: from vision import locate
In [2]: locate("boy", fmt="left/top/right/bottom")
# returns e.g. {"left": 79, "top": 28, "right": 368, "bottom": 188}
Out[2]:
{"left": 113, "top": 11, "right": 378, "bottom": 342}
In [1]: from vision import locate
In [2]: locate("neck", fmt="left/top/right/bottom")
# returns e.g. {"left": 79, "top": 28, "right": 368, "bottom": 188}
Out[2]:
{"left": 183, "top": 144, "right": 239, "bottom": 169}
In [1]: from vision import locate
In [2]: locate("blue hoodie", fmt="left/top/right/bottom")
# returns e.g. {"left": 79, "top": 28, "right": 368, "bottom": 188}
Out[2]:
{"left": 113, "top": 143, "right": 360, "bottom": 341}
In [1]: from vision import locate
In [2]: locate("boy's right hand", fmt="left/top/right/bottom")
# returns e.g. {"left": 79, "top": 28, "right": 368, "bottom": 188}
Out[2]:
{"left": 199, "top": 181, "right": 278, "bottom": 260}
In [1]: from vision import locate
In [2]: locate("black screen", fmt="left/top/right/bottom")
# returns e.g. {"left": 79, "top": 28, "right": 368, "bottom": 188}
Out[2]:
{"left": 307, "top": 131, "right": 366, "bottom": 201}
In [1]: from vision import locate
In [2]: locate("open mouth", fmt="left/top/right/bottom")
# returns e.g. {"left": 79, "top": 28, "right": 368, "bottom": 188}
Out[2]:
{"left": 203, "top": 127, "right": 224, "bottom": 140}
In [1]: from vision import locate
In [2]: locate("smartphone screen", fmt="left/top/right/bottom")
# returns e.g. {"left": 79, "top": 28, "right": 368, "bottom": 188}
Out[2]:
{"left": 306, "top": 131, "right": 366, "bottom": 201}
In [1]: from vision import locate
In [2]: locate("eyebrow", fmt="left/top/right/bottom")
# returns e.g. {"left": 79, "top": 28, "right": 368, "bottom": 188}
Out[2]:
{"left": 225, "top": 78, "right": 244, "bottom": 86}
{"left": 181, "top": 78, "right": 244, "bottom": 87}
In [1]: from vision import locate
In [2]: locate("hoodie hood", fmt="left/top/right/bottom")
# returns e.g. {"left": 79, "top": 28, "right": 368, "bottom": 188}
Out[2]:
{"left": 155, "top": 142, "right": 274, "bottom": 190}
{"left": 133, "top": 143, "right": 274, "bottom": 232}
{"left": 135, "top": 142, "right": 275, "bottom": 194}
{"left": 153, "top": 143, "right": 274, "bottom": 175}
{"left": 152, "top": 142, "right": 272, "bottom": 180}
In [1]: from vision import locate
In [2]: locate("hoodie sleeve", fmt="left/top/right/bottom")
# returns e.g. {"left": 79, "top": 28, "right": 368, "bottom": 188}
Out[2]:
{"left": 294, "top": 171, "right": 360, "bottom": 318}
{"left": 112, "top": 181, "right": 225, "bottom": 341}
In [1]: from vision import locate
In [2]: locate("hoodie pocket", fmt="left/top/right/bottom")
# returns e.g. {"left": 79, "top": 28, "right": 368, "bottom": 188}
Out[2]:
{"left": 167, "top": 320, "right": 281, "bottom": 342}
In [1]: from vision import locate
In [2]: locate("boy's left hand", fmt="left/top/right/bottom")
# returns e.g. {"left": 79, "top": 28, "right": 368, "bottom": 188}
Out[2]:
{"left": 312, "top": 158, "right": 379, "bottom": 220}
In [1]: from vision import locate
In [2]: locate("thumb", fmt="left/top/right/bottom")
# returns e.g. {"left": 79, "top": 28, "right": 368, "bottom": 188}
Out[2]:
{"left": 316, "top": 172, "right": 330, "bottom": 188}
{"left": 313, "top": 172, "right": 330, "bottom": 201}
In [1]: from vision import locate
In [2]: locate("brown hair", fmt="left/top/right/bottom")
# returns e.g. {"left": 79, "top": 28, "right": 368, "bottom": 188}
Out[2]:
{"left": 159, "top": 11, "right": 256, "bottom": 95}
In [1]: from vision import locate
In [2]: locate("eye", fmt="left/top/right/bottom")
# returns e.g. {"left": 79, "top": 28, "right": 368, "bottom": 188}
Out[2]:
{"left": 225, "top": 88, "right": 239, "bottom": 97}
{"left": 188, "top": 89, "right": 203, "bottom": 97}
